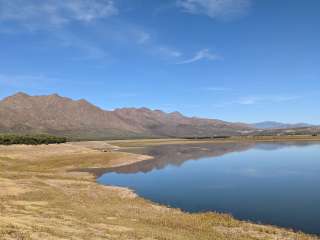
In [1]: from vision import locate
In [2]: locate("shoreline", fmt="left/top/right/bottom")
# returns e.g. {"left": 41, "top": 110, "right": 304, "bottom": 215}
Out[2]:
{"left": 0, "top": 139, "right": 319, "bottom": 239}
{"left": 81, "top": 137, "right": 320, "bottom": 178}
{"left": 89, "top": 139, "right": 320, "bottom": 235}
{"left": 105, "top": 135, "right": 320, "bottom": 147}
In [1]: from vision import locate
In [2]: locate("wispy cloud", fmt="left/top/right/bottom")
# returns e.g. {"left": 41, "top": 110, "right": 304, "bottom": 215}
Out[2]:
{"left": 155, "top": 47, "right": 182, "bottom": 58}
{"left": 0, "top": 73, "right": 107, "bottom": 89}
{"left": 211, "top": 95, "right": 300, "bottom": 108}
{"left": 0, "top": 0, "right": 118, "bottom": 29}
{"left": 176, "top": 49, "right": 220, "bottom": 64}
{"left": 177, "top": 0, "right": 251, "bottom": 20}
{"left": 0, "top": 74, "right": 59, "bottom": 89}
{"left": 133, "top": 30, "right": 151, "bottom": 44}
{"left": 0, "top": 1, "right": 206, "bottom": 64}
{"left": 0, "top": 1, "right": 120, "bottom": 62}
{"left": 237, "top": 95, "right": 300, "bottom": 105}
{"left": 55, "top": 30, "right": 108, "bottom": 61}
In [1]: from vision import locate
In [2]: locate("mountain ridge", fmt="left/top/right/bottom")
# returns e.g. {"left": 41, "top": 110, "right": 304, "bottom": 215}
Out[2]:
{"left": 252, "top": 121, "right": 314, "bottom": 129}
{"left": 0, "top": 92, "right": 254, "bottom": 139}
{"left": 1, "top": 92, "right": 317, "bottom": 139}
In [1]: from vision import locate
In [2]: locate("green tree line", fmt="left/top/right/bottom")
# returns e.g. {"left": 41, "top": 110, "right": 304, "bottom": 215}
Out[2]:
{"left": 0, "top": 134, "right": 67, "bottom": 145}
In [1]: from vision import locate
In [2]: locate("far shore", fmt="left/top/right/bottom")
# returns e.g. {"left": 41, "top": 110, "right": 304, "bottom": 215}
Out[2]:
{"left": 105, "top": 134, "right": 320, "bottom": 147}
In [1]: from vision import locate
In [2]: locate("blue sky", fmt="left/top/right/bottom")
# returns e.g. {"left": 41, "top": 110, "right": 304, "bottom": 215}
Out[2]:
{"left": 0, "top": 0, "right": 319, "bottom": 124}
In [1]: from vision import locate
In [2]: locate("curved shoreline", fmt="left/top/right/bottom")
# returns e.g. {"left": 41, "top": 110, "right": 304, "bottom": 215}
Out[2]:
{"left": 93, "top": 139, "right": 320, "bottom": 237}
{"left": 0, "top": 140, "right": 319, "bottom": 240}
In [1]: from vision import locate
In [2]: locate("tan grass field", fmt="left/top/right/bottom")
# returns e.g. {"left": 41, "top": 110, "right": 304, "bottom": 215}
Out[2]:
{"left": 0, "top": 139, "right": 319, "bottom": 240}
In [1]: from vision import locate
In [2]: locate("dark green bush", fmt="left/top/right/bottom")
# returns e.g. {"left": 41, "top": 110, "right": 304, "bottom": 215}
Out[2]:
{"left": 0, "top": 134, "right": 67, "bottom": 145}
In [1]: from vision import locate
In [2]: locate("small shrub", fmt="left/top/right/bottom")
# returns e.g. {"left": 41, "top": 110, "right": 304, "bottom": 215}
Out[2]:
{"left": 0, "top": 134, "right": 67, "bottom": 145}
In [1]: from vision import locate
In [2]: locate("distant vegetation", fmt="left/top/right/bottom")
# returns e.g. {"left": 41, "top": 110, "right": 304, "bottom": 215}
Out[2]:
{"left": 185, "top": 136, "right": 231, "bottom": 140}
{"left": 0, "top": 134, "right": 67, "bottom": 145}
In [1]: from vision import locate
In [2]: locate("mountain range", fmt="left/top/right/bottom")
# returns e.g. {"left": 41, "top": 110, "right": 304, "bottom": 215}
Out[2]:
{"left": 0, "top": 92, "right": 254, "bottom": 139}
{"left": 252, "top": 121, "right": 313, "bottom": 129}
{"left": 0, "top": 93, "right": 317, "bottom": 139}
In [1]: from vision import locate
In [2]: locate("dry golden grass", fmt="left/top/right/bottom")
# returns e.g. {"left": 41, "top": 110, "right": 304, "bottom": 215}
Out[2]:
{"left": 0, "top": 141, "right": 318, "bottom": 240}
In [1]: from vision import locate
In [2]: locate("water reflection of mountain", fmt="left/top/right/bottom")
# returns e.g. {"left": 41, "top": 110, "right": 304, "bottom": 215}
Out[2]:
{"left": 254, "top": 141, "right": 320, "bottom": 151}
{"left": 92, "top": 142, "right": 255, "bottom": 176}
{"left": 87, "top": 141, "right": 320, "bottom": 177}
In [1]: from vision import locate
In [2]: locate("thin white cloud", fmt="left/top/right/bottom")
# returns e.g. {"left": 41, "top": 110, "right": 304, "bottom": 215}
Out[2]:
{"left": 237, "top": 95, "right": 300, "bottom": 105}
{"left": 0, "top": 74, "right": 59, "bottom": 89}
{"left": 0, "top": 1, "right": 187, "bottom": 64}
{"left": 0, "top": 0, "right": 118, "bottom": 28}
{"left": 156, "top": 47, "right": 182, "bottom": 58}
{"left": 0, "top": 1, "right": 118, "bottom": 61}
{"left": 211, "top": 95, "right": 300, "bottom": 108}
{"left": 237, "top": 97, "right": 258, "bottom": 105}
{"left": 176, "top": 49, "right": 220, "bottom": 64}
{"left": 134, "top": 30, "right": 151, "bottom": 44}
{"left": 177, "top": 0, "right": 251, "bottom": 20}
{"left": 55, "top": 30, "right": 107, "bottom": 60}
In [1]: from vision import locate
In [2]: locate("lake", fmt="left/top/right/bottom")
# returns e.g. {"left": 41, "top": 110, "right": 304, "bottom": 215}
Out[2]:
{"left": 98, "top": 141, "right": 320, "bottom": 235}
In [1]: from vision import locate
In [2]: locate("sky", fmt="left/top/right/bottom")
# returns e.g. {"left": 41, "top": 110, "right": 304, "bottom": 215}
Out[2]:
{"left": 0, "top": 0, "right": 319, "bottom": 124}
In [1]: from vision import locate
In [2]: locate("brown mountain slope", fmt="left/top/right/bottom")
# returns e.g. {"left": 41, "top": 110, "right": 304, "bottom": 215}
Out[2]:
{"left": 0, "top": 92, "right": 253, "bottom": 139}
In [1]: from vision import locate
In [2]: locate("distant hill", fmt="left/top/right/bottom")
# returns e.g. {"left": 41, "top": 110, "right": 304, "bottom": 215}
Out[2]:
{"left": 0, "top": 93, "right": 253, "bottom": 139}
{"left": 252, "top": 121, "right": 313, "bottom": 130}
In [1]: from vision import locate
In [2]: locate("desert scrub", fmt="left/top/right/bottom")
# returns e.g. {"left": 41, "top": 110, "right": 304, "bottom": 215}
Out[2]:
{"left": 0, "top": 134, "right": 67, "bottom": 145}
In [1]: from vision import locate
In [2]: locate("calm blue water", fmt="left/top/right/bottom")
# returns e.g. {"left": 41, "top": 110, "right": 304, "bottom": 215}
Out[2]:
{"left": 98, "top": 142, "right": 320, "bottom": 234}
